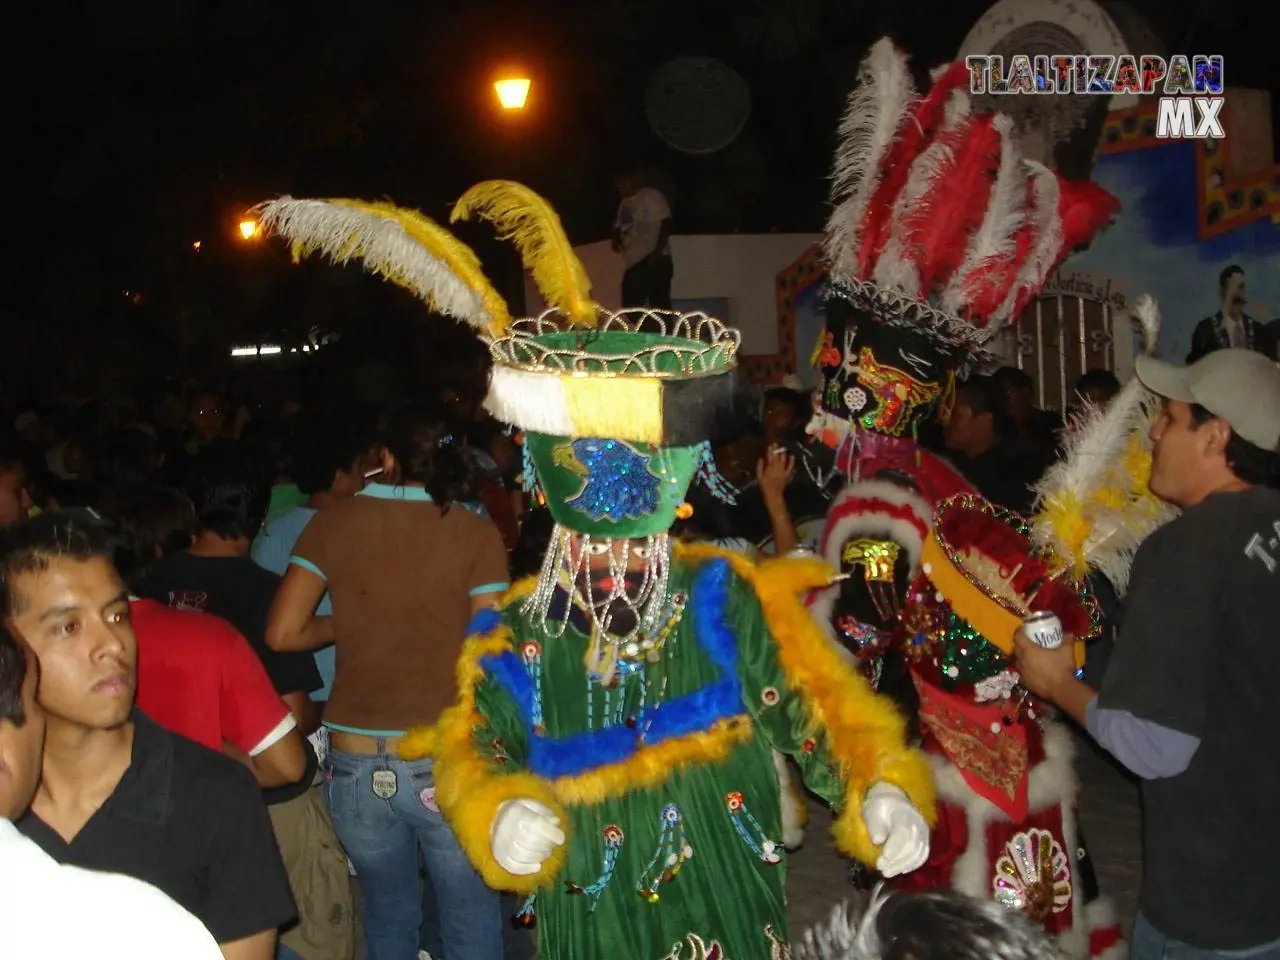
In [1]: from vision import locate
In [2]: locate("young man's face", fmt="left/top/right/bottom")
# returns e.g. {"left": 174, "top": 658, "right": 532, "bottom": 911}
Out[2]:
{"left": 942, "top": 397, "right": 977, "bottom": 451}
{"left": 330, "top": 450, "right": 378, "bottom": 498}
{"left": 1148, "top": 399, "right": 1218, "bottom": 506}
{"left": 762, "top": 398, "right": 799, "bottom": 445}
{"left": 0, "top": 644, "right": 45, "bottom": 819}
{"left": 7, "top": 557, "right": 136, "bottom": 731}
{"left": 187, "top": 393, "right": 224, "bottom": 443}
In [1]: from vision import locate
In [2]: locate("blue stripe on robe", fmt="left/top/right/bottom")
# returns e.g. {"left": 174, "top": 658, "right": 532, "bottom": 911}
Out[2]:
{"left": 480, "top": 559, "right": 745, "bottom": 779}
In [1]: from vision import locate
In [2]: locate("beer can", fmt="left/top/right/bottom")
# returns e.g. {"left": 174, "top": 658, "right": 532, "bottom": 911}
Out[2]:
{"left": 1021, "top": 610, "right": 1063, "bottom": 649}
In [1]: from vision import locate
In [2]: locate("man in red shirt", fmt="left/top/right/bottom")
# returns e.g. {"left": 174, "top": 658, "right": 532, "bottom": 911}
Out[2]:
{"left": 131, "top": 599, "right": 307, "bottom": 788}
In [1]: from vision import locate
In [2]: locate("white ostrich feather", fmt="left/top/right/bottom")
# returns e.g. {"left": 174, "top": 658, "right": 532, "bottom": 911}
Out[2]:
{"left": 1131, "top": 291, "right": 1161, "bottom": 355}
{"left": 793, "top": 892, "right": 890, "bottom": 960}
{"left": 825, "top": 38, "right": 916, "bottom": 285}
{"left": 256, "top": 197, "right": 490, "bottom": 329}
{"left": 1031, "top": 294, "right": 1179, "bottom": 593}
{"left": 794, "top": 887, "right": 1062, "bottom": 960}
{"left": 941, "top": 113, "right": 1026, "bottom": 320}
{"left": 871, "top": 91, "right": 970, "bottom": 298}
{"left": 992, "top": 160, "right": 1062, "bottom": 326}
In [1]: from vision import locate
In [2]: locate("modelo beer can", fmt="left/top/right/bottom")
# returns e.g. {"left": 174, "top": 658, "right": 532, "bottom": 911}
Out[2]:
{"left": 1021, "top": 610, "right": 1063, "bottom": 649}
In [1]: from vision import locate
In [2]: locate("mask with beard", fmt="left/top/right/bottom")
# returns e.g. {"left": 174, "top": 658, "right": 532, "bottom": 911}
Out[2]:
{"left": 580, "top": 568, "right": 649, "bottom": 638}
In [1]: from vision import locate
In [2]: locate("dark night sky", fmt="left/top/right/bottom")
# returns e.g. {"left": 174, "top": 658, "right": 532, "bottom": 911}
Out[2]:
{"left": 2, "top": 0, "right": 1265, "bottom": 349}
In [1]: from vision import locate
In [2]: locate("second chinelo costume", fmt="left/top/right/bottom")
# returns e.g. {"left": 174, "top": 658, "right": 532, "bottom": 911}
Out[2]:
{"left": 802, "top": 38, "right": 1142, "bottom": 959}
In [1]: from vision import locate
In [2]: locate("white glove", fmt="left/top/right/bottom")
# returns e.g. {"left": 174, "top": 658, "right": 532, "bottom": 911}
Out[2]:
{"left": 490, "top": 798, "right": 566, "bottom": 876}
{"left": 860, "top": 782, "right": 929, "bottom": 877}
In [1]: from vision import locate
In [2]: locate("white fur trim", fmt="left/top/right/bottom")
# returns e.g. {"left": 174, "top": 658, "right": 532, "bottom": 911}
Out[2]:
{"left": 1084, "top": 898, "right": 1127, "bottom": 960}
{"left": 809, "top": 480, "right": 933, "bottom": 623}
{"left": 774, "top": 749, "right": 807, "bottom": 850}
{"left": 483, "top": 366, "right": 572, "bottom": 435}
{"left": 820, "top": 480, "right": 932, "bottom": 569}
{"left": 929, "top": 717, "right": 1093, "bottom": 958}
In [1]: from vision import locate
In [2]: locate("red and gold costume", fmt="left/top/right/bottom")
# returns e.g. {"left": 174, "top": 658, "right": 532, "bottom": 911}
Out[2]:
{"left": 804, "top": 38, "right": 1126, "bottom": 959}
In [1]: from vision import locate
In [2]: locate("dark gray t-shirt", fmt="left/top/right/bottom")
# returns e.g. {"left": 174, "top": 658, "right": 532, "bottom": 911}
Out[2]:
{"left": 1098, "top": 487, "right": 1280, "bottom": 949}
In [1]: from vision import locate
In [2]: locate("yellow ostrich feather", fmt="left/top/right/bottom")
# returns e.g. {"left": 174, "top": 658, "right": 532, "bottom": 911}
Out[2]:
{"left": 451, "top": 180, "right": 598, "bottom": 327}
{"left": 1040, "top": 490, "right": 1090, "bottom": 580}
{"left": 1089, "top": 482, "right": 1129, "bottom": 511}
{"left": 1123, "top": 436, "right": 1154, "bottom": 494}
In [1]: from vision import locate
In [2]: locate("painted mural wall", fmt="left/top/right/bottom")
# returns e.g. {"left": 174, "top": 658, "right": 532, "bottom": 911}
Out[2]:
{"left": 1071, "top": 95, "right": 1280, "bottom": 361}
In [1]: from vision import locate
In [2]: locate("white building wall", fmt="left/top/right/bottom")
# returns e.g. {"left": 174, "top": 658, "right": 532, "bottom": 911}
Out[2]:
{"left": 523, "top": 234, "right": 820, "bottom": 355}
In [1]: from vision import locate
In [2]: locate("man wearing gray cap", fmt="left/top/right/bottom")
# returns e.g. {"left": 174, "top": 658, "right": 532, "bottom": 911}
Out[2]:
{"left": 1015, "top": 348, "right": 1280, "bottom": 959}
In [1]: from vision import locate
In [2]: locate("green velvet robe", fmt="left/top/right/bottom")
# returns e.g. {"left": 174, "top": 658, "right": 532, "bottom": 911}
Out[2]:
{"left": 428, "top": 549, "right": 929, "bottom": 960}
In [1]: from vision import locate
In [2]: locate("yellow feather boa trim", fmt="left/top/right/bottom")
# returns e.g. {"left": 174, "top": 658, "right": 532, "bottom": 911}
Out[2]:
{"left": 677, "top": 543, "right": 937, "bottom": 867}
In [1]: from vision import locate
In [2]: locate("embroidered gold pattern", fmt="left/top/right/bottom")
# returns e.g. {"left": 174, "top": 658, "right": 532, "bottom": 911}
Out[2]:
{"left": 918, "top": 696, "right": 1026, "bottom": 800}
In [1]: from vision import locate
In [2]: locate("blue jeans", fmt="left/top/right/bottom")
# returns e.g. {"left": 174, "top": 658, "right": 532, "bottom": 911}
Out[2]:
{"left": 324, "top": 747, "right": 502, "bottom": 960}
{"left": 1132, "top": 914, "right": 1280, "bottom": 960}
{"left": 419, "top": 881, "right": 534, "bottom": 960}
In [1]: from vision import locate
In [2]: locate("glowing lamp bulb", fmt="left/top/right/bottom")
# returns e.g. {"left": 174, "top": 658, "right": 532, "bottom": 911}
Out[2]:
{"left": 239, "top": 219, "right": 258, "bottom": 240}
{"left": 494, "top": 77, "right": 531, "bottom": 110}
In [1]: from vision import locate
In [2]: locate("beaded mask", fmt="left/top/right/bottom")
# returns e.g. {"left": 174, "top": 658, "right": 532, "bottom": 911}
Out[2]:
{"left": 903, "top": 494, "right": 1098, "bottom": 699}
{"left": 809, "top": 291, "right": 961, "bottom": 452}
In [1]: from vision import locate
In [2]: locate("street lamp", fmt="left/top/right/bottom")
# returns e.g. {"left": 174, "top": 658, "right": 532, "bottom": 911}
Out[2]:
{"left": 239, "top": 219, "right": 259, "bottom": 240}
{"left": 494, "top": 76, "right": 531, "bottom": 110}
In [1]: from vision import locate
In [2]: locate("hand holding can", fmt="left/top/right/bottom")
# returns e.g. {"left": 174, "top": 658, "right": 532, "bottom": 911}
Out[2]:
{"left": 1019, "top": 610, "right": 1063, "bottom": 650}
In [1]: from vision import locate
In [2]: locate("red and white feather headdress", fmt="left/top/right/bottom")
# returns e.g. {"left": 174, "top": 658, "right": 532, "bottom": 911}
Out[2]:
{"left": 824, "top": 39, "right": 1120, "bottom": 356}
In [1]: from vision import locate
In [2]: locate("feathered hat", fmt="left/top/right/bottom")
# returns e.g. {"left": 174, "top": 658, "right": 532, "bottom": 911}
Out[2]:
{"left": 811, "top": 39, "right": 1120, "bottom": 451}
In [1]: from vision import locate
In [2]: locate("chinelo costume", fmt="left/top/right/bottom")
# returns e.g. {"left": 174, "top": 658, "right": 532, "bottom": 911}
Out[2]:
{"left": 800, "top": 39, "right": 1147, "bottom": 959}
{"left": 257, "top": 181, "right": 936, "bottom": 960}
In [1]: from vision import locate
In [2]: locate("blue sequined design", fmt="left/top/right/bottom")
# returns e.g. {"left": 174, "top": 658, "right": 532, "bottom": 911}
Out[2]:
{"left": 561, "top": 439, "right": 661, "bottom": 521}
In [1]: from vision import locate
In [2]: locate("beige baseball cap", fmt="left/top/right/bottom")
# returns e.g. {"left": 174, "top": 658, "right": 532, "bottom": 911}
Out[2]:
{"left": 1135, "top": 348, "right": 1280, "bottom": 451}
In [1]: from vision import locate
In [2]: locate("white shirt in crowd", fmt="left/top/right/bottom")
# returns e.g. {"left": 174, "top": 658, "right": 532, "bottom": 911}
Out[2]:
{"left": 615, "top": 187, "right": 671, "bottom": 267}
{"left": 0, "top": 819, "right": 222, "bottom": 959}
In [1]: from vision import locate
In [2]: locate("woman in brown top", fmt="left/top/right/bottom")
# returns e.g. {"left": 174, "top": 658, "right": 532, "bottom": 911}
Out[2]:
{"left": 267, "top": 402, "right": 510, "bottom": 960}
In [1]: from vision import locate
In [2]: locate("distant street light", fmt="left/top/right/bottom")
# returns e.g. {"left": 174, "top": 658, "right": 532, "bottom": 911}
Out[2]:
{"left": 239, "top": 219, "right": 259, "bottom": 240}
{"left": 494, "top": 77, "right": 531, "bottom": 110}
{"left": 192, "top": 240, "right": 202, "bottom": 252}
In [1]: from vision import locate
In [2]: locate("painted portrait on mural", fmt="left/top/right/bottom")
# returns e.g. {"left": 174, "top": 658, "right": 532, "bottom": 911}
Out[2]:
{"left": 1070, "top": 104, "right": 1280, "bottom": 361}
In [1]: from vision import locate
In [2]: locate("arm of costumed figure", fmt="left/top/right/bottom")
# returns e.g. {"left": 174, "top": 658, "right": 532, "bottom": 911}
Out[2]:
{"left": 398, "top": 600, "right": 570, "bottom": 894}
{"left": 678, "top": 542, "right": 936, "bottom": 868}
